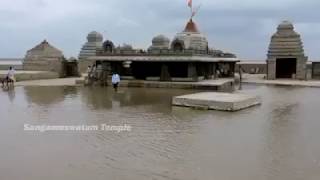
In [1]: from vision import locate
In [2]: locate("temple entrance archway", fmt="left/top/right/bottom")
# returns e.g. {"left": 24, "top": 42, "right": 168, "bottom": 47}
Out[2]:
{"left": 173, "top": 43, "right": 183, "bottom": 52}
{"left": 171, "top": 40, "right": 185, "bottom": 52}
{"left": 103, "top": 40, "right": 114, "bottom": 53}
{"left": 276, "top": 58, "right": 297, "bottom": 78}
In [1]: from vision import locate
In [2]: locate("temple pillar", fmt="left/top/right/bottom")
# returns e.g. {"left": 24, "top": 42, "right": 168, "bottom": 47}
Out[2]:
{"left": 296, "top": 56, "right": 307, "bottom": 80}
{"left": 188, "top": 63, "right": 197, "bottom": 80}
{"left": 160, "top": 64, "right": 171, "bottom": 81}
{"left": 267, "top": 58, "right": 276, "bottom": 80}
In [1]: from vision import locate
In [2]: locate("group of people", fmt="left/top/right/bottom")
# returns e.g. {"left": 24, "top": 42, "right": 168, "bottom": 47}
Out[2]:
{"left": 87, "top": 65, "right": 120, "bottom": 91}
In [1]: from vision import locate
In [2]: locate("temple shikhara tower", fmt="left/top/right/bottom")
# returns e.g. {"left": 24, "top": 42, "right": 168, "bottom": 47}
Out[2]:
{"left": 171, "top": 19, "right": 208, "bottom": 51}
{"left": 266, "top": 21, "right": 308, "bottom": 80}
{"left": 23, "top": 40, "right": 65, "bottom": 76}
{"left": 79, "top": 31, "right": 103, "bottom": 60}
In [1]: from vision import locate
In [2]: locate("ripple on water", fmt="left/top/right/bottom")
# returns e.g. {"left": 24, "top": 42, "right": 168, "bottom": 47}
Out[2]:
{"left": 0, "top": 86, "right": 320, "bottom": 180}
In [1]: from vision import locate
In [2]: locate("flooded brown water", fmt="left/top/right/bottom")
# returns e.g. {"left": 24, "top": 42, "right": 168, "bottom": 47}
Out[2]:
{"left": 0, "top": 85, "right": 319, "bottom": 180}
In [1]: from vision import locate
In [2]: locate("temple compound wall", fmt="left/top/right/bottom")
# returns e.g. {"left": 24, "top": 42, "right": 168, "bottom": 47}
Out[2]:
{"left": 238, "top": 61, "right": 316, "bottom": 79}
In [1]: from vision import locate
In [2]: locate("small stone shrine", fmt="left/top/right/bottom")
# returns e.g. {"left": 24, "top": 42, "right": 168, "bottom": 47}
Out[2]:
{"left": 267, "top": 21, "right": 308, "bottom": 80}
{"left": 23, "top": 40, "right": 65, "bottom": 76}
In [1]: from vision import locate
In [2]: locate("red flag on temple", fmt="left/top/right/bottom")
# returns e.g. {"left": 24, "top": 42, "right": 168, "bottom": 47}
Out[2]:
{"left": 187, "top": 0, "right": 192, "bottom": 8}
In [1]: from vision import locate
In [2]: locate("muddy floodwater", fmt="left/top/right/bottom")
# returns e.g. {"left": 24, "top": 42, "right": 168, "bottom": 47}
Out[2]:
{"left": 0, "top": 85, "right": 319, "bottom": 180}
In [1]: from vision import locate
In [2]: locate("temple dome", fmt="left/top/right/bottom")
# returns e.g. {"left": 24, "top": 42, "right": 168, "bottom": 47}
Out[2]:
{"left": 278, "top": 21, "right": 294, "bottom": 30}
{"left": 183, "top": 19, "right": 199, "bottom": 33}
{"left": 268, "top": 21, "right": 305, "bottom": 57}
{"left": 103, "top": 40, "right": 115, "bottom": 53}
{"left": 79, "top": 31, "right": 103, "bottom": 59}
{"left": 87, "top": 31, "right": 103, "bottom": 42}
{"left": 171, "top": 19, "right": 208, "bottom": 51}
{"left": 150, "top": 34, "right": 170, "bottom": 50}
{"left": 152, "top": 35, "right": 170, "bottom": 44}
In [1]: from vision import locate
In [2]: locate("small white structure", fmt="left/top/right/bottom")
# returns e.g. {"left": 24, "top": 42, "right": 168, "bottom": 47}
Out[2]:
{"left": 172, "top": 92, "right": 261, "bottom": 111}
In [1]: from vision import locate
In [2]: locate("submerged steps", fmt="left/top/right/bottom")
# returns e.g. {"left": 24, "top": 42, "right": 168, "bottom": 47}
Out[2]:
{"left": 172, "top": 92, "right": 261, "bottom": 111}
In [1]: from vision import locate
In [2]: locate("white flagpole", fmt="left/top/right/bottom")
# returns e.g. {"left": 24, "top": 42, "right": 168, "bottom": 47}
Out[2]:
{"left": 192, "top": 4, "right": 202, "bottom": 18}
{"left": 188, "top": 0, "right": 193, "bottom": 19}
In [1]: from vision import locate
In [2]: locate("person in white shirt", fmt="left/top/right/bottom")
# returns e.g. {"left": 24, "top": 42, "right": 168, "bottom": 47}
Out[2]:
{"left": 87, "top": 66, "right": 91, "bottom": 74}
{"left": 6, "top": 66, "right": 15, "bottom": 82}
{"left": 111, "top": 73, "right": 120, "bottom": 91}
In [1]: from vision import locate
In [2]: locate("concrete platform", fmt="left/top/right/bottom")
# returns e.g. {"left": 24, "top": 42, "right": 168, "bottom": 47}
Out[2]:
{"left": 172, "top": 92, "right": 261, "bottom": 111}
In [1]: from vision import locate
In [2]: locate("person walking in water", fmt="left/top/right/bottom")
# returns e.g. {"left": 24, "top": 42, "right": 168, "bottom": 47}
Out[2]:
{"left": 7, "top": 66, "right": 15, "bottom": 83}
{"left": 87, "top": 66, "right": 91, "bottom": 77}
{"left": 111, "top": 73, "right": 120, "bottom": 92}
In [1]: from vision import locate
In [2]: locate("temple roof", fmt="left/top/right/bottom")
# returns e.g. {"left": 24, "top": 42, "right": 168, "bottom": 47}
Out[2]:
{"left": 268, "top": 21, "right": 305, "bottom": 57}
{"left": 277, "top": 21, "right": 294, "bottom": 31}
{"left": 183, "top": 19, "right": 199, "bottom": 33}
{"left": 89, "top": 55, "right": 239, "bottom": 63}
{"left": 152, "top": 34, "right": 170, "bottom": 43}
{"left": 87, "top": 31, "right": 103, "bottom": 42}
{"left": 25, "top": 40, "right": 64, "bottom": 59}
{"left": 28, "top": 40, "right": 62, "bottom": 53}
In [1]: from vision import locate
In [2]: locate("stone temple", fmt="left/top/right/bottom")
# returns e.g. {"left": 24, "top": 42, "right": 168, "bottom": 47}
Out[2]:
{"left": 79, "top": 31, "right": 103, "bottom": 60}
{"left": 267, "top": 21, "right": 308, "bottom": 80}
{"left": 23, "top": 40, "right": 65, "bottom": 76}
{"left": 23, "top": 40, "right": 79, "bottom": 78}
{"left": 79, "top": 18, "right": 239, "bottom": 82}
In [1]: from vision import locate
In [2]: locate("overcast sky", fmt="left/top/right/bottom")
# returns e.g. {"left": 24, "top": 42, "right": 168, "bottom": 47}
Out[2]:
{"left": 1, "top": 0, "right": 320, "bottom": 60}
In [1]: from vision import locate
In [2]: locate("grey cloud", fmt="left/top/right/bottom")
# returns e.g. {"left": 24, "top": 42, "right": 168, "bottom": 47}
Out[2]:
{"left": 0, "top": 0, "right": 320, "bottom": 60}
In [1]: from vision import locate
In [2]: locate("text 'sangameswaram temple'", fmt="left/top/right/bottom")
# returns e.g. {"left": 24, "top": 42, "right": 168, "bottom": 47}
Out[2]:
{"left": 78, "top": 16, "right": 239, "bottom": 82}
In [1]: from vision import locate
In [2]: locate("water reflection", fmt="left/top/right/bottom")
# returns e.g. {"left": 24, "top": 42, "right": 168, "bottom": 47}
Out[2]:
{"left": 23, "top": 86, "right": 78, "bottom": 106}
{"left": 1, "top": 87, "right": 16, "bottom": 102}
{"left": 81, "top": 87, "right": 197, "bottom": 111}
{"left": 259, "top": 87, "right": 319, "bottom": 180}
{"left": 0, "top": 85, "right": 319, "bottom": 180}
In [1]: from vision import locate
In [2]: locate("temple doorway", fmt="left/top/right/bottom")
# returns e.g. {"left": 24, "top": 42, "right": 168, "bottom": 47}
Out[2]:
{"left": 63, "top": 61, "right": 79, "bottom": 77}
{"left": 173, "top": 43, "right": 183, "bottom": 51}
{"left": 172, "top": 41, "right": 184, "bottom": 52}
{"left": 103, "top": 41, "right": 114, "bottom": 53}
{"left": 276, "top": 58, "right": 297, "bottom": 78}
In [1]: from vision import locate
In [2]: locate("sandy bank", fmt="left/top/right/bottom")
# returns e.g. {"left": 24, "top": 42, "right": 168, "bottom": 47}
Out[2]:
{"left": 15, "top": 77, "right": 83, "bottom": 87}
